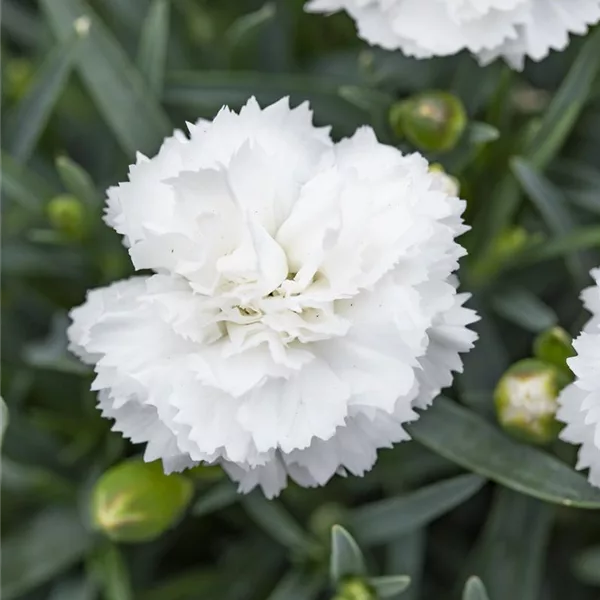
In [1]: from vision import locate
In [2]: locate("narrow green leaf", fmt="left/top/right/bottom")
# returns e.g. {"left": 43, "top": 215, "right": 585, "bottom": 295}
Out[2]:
{"left": 469, "top": 174, "right": 521, "bottom": 261}
{"left": 137, "top": 0, "right": 170, "bottom": 95}
{"left": 407, "top": 397, "right": 600, "bottom": 508}
{"left": 0, "top": 397, "right": 8, "bottom": 447}
{"left": 466, "top": 489, "right": 553, "bottom": 600}
{"left": 468, "top": 122, "right": 500, "bottom": 144}
{"left": 138, "top": 569, "right": 219, "bottom": 600}
{"left": 510, "top": 226, "right": 600, "bottom": 268}
{"left": 101, "top": 0, "right": 150, "bottom": 32}
{"left": 1, "top": 151, "right": 56, "bottom": 212}
{"left": 4, "top": 36, "right": 79, "bottom": 161}
{"left": 164, "top": 71, "right": 368, "bottom": 135}
{"left": 463, "top": 577, "right": 489, "bottom": 600}
{"left": 1, "top": 507, "right": 92, "bottom": 600}
{"left": 352, "top": 474, "right": 485, "bottom": 546}
{"left": 386, "top": 530, "right": 425, "bottom": 600}
{"left": 330, "top": 525, "right": 366, "bottom": 583}
{"left": 40, "top": 0, "right": 171, "bottom": 157}
{"left": 1, "top": 0, "right": 52, "bottom": 48}
{"left": 573, "top": 546, "right": 600, "bottom": 587}
{"left": 226, "top": 3, "right": 276, "bottom": 53}
{"left": 491, "top": 287, "right": 557, "bottom": 333}
{"left": 267, "top": 571, "right": 324, "bottom": 600}
{"left": 511, "top": 157, "right": 576, "bottom": 236}
{"left": 512, "top": 157, "right": 587, "bottom": 285}
{"left": 56, "top": 155, "right": 100, "bottom": 209}
{"left": 88, "top": 543, "right": 133, "bottom": 600}
{"left": 242, "top": 493, "right": 318, "bottom": 555}
{"left": 369, "top": 576, "right": 411, "bottom": 598}
{"left": 192, "top": 480, "right": 238, "bottom": 517}
{"left": 48, "top": 577, "right": 97, "bottom": 600}
{"left": 524, "top": 28, "right": 600, "bottom": 168}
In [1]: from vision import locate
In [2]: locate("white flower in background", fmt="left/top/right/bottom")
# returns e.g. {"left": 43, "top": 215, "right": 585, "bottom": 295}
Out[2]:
{"left": 305, "top": 0, "right": 600, "bottom": 70}
{"left": 558, "top": 269, "right": 600, "bottom": 487}
{"left": 68, "top": 97, "right": 478, "bottom": 498}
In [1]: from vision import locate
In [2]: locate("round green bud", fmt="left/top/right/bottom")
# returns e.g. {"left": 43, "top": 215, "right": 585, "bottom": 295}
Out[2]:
{"left": 533, "top": 327, "right": 575, "bottom": 377}
{"left": 333, "top": 578, "right": 376, "bottom": 600}
{"left": 91, "top": 459, "right": 193, "bottom": 543}
{"left": 389, "top": 91, "right": 467, "bottom": 152}
{"left": 494, "top": 359, "right": 569, "bottom": 446}
{"left": 47, "top": 194, "right": 86, "bottom": 239}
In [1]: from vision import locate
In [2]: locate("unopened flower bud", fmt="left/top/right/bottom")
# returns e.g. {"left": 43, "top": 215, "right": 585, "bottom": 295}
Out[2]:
{"left": 494, "top": 359, "right": 569, "bottom": 445}
{"left": 389, "top": 91, "right": 467, "bottom": 152}
{"left": 91, "top": 459, "right": 193, "bottom": 543}
{"left": 333, "top": 578, "right": 376, "bottom": 600}
{"left": 47, "top": 194, "right": 86, "bottom": 239}
{"left": 429, "top": 163, "right": 460, "bottom": 196}
{"left": 533, "top": 327, "right": 575, "bottom": 377}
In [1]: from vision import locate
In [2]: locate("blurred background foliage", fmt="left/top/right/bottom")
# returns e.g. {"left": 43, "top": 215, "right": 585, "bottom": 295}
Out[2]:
{"left": 4, "top": 1, "right": 600, "bottom": 599}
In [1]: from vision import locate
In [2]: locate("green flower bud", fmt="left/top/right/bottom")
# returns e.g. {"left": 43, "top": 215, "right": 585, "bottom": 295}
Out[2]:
{"left": 494, "top": 359, "right": 569, "bottom": 446}
{"left": 389, "top": 91, "right": 467, "bottom": 152}
{"left": 333, "top": 578, "right": 376, "bottom": 600}
{"left": 47, "top": 194, "right": 86, "bottom": 240}
{"left": 533, "top": 327, "right": 575, "bottom": 377}
{"left": 92, "top": 459, "right": 193, "bottom": 543}
{"left": 309, "top": 503, "right": 350, "bottom": 545}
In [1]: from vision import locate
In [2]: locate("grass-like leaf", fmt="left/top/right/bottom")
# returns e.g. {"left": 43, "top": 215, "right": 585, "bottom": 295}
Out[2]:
{"left": 40, "top": 0, "right": 171, "bottom": 157}
{"left": 242, "top": 493, "right": 318, "bottom": 555}
{"left": 137, "top": 0, "right": 170, "bottom": 95}
{"left": 524, "top": 27, "right": 600, "bottom": 169}
{"left": 408, "top": 398, "right": 600, "bottom": 508}
{"left": 463, "top": 577, "right": 490, "bottom": 600}
{"left": 0, "top": 397, "right": 8, "bottom": 447}
{"left": 4, "top": 35, "right": 80, "bottom": 161}
{"left": 573, "top": 546, "right": 600, "bottom": 587}
{"left": 491, "top": 287, "right": 557, "bottom": 333}
{"left": 267, "top": 571, "right": 324, "bottom": 600}
{"left": 465, "top": 489, "right": 553, "bottom": 600}
{"left": 88, "top": 542, "right": 133, "bottom": 600}
{"left": 55, "top": 155, "right": 100, "bottom": 209}
{"left": 1, "top": 507, "right": 92, "bottom": 600}
{"left": 192, "top": 480, "right": 238, "bottom": 517}
{"left": 512, "top": 157, "right": 588, "bottom": 286}
{"left": 330, "top": 525, "right": 366, "bottom": 583}
{"left": 1, "top": 151, "right": 56, "bottom": 212}
{"left": 164, "top": 71, "right": 370, "bottom": 135}
{"left": 352, "top": 474, "right": 485, "bottom": 546}
{"left": 369, "top": 575, "right": 411, "bottom": 598}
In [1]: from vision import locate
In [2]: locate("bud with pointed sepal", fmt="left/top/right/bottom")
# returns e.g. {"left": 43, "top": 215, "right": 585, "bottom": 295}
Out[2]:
{"left": 533, "top": 327, "right": 575, "bottom": 378}
{"left": 494, "top": 359, "right": 569, "bottom": 445}
{"left": 389, "top": 91, "right": 467, "bottom": 152}
{"left": 91, "top": 459, "right": 193, "bottom": 543}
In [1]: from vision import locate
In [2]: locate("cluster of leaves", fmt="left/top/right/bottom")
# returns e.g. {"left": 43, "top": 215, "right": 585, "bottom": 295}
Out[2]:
{"left": 4, "top": 0, "right": 600, "bottom": 599}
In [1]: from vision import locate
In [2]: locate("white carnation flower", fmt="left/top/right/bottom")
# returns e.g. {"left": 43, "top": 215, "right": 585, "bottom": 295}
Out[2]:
{"left": 68, "top": 97, "right": 478, "bottom": 498}
{"left": 558, "top": 268, "right": 600, "bottom": 487}
{"left": 306, "top": 0, "right": 600, "bottom": 69}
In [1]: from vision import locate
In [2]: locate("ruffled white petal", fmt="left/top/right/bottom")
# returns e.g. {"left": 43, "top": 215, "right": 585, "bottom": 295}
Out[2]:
{"left": 69, "top": 97, "right": 477, "bottom": 497}
{"left": 306, "top": 0, "right": 600, "bottom": 69}
{"left": 558, "top": 269, "right": 600, "bottom": 487}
